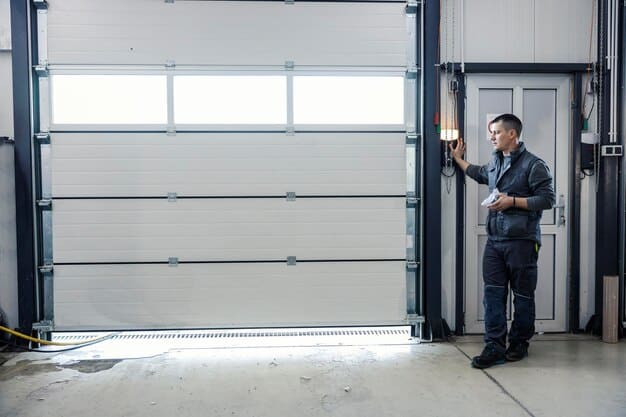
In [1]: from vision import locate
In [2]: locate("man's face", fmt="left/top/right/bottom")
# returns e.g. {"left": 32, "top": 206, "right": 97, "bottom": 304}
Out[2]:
{"left": 488, "top": 121, "right": 517, "bottom": 153}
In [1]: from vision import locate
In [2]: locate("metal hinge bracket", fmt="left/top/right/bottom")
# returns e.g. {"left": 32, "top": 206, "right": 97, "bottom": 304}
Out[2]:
{"left": 167, "top": 192, "right": 177, "bottom": 202}
{"left": 168, "top": 257, "right": 179, "bottom": 266}
{"left": 406, "top": 192, "right": 419, "bottom": 208}
{"left": 287, "top": 256, "right": 297, "bottom": 265}
{"left": 35, "top": 133, "right": 50, "bottom": 144}
{"left": 406, "top": 261, "right": 419, "bottom": 270}
{"left": 406, "top": 133, "right": 418, "bottom": 145}
{"left": 32, "top": 0, "right": 48, "bottom": 10}
{"left": 286, "top": 192, "right": 296, "bottom": 201}
{"left": 38, "top": 263, "right": 54, "bottom": 274}
{"left": 34, "top": 64, "right": 49, "bottom": 77}
{"left": 32, "top": 320, "right": 54, "bottom": 333}
{"left": 37, "top": 199, "right": 52, "bottom": 209}
{"left": 406, "top": 0, "right": 420, "bottom": 14}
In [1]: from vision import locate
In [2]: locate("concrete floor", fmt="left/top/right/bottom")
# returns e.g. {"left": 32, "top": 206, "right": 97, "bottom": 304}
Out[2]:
{"left": 1, "top": 335, "right": 625, "bottom": 417}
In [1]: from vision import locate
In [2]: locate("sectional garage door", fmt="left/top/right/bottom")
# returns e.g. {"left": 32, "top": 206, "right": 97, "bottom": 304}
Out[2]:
{"left": 39, "top": 0, "right": 418, "bottom": 330}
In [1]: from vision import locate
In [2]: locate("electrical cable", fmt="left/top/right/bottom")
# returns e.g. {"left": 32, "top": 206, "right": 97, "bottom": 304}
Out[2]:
{"left": 0, "top": 325, "right": 116, "bottom": 346}
{"left": 0, "top": 335, "right": 117, "bottom": 353}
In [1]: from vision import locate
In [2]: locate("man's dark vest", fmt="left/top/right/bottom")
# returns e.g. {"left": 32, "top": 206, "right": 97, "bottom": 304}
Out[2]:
{"left": 486, "top": 147, "right": 542, "bottom": 243}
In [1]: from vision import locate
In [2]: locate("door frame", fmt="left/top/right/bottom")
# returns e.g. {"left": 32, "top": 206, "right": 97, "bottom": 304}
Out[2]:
{"left": 450, "top": 66, "right": 586, "bottom": 335}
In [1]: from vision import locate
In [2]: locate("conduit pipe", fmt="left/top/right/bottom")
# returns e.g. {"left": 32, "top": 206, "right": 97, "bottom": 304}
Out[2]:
{"left": 460, "top": 0, "right": 464, "bottom": 73}
{"left": 608, "top": 0, "right": 619, "bottom": 143}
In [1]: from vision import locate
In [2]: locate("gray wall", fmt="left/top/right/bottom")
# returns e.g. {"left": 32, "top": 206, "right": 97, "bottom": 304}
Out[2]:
{"left": 0, "top": 0, "right": 18, "bottom": 329}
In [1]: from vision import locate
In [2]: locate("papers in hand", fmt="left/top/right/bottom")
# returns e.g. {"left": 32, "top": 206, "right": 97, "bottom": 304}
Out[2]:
{"left": 481, "top": 188, "right": 500, "bottom": 207}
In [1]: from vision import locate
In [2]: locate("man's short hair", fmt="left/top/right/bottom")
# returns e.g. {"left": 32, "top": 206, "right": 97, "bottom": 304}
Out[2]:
{"left": 491, "top": 113, "right": 523, "bottom": 138}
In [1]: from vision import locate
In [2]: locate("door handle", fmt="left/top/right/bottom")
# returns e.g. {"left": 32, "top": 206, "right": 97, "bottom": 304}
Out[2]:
{"left": 554, "top": 194, "right": 566, "bottom": 226}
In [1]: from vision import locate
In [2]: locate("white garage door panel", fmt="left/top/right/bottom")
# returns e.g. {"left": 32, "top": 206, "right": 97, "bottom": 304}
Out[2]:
{"left": 53, "top": 198, "right": 406, "bottom": 263}
{"left": 51, "top": 133, "right": 405, "bottom": 197}
{"left": 53, "top": 262, "right": 407, "bottom": 330}
{"left": 47, "top": 0, "right": 407, "bottom": 66}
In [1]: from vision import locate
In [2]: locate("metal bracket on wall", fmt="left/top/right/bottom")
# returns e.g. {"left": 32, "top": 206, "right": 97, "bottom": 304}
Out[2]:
{"left": 601, "top": 145, "right": 623, "bottom": 157}
{"left": 36, "top": 199, "right": 52, "bottom": 210}
{"left": 406, "top": 133, "right": 418, "bottom": 145}
{"left": 167, "top": 192, "right": 177, "bottom": 202}
{"left": 406, "top": 313, "right": 425, "bottom": 340}
{"left": 286, "top": 256, "right": 297, "bottom": 265}
{"left": 32, "top": 0, "right": 48, "bottom": 10}
{"left": 34, "top": 133, "right": 50, "bottom": 144}
{"left": 32, "top": 320, "right": 54, "bottom": 334}
{"left": 168, "top": 257, "right": 179, "bottom": 266}
{"left": 406, "top": 261, "right": 419, "bottom": 271}
{"left": 38, "top": 263, "right": 53, "bottom": 274}
{"left": 406, "top": 191, "right": 418, "bottom": 208}
{"left": 406, "top": 0, "right": 421, "bottom": 14}
{"left": 286, "top": 192, "right": 296, "bottom": 201}
{"left": 34, "top": 64, "right": 48, "bottom": 77}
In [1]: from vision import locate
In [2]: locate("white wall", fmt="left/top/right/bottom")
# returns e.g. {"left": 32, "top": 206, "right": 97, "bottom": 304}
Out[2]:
{"left": 440, "top": 0, "right": 597, "bottom": 64}
{"left": 0, "top": 0, "right": 18, "bottom": 329}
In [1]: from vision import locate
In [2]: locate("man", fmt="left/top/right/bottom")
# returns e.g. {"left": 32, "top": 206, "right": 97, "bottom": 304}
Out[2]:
{"left": 450, "top": 113, "right": 555, "bottom": 369}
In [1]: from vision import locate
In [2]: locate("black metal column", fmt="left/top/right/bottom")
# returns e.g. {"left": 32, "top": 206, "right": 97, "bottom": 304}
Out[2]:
{"left": 593, "top": 0, "right": 622, "bottom": 334}
{"left": 454, "top": 72, "right": 466, "bottom": 335}
{"left": 11, "top": 0, "right": 37, "bottom": 333}
{"left": 570, "top": 72, "right": 582, "bottom": 332}
{"left": 423, "top": 0, "right": 443, "bottom": 339}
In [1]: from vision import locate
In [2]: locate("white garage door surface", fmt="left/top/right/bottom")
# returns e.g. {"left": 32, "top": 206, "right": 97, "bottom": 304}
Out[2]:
{"left": 44, "top": 0, "right": 412, "bottom": 330}
{"left": 47, "top": 0, "right": 407, "bottom": 66}
{"left": 54, "top": 262, "right": 406, "bottom": 330}
{"left": 50, "top": 132, "right": 406, "bottom": 197}
{"left": 53, "top": 198, "right": 406, "bottom": 263}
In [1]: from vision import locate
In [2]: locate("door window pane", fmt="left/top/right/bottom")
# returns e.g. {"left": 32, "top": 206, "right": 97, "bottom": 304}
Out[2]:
{"left": 51, "top": 75, "right": 167, "bottom": 124}
{"left": 294, "top": 76, "right": 404, "bottom": 124}
{"left": 174, "top": 76, "right": 287, "bottom": 124}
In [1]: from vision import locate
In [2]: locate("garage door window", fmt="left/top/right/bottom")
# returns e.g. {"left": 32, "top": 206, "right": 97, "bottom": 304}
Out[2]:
{"left": 293, "top": 76, "right": 404, "bottom": 125}
{"left": 174, "top": 75, "right": 287, "bottom": 124}
{"left": 50, "top": 75, "right": 167, "bottom": 124}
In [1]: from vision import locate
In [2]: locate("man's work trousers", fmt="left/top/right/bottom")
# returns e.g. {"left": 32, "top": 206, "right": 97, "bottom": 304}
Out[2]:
{"left": 482, "top": 239, "right": 539, "bottom": 350}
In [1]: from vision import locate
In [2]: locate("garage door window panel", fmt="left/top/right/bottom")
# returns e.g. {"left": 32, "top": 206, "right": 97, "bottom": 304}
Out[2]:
{"left": 174, "top": 75, "right": 287, "bottom": 125}
{"left": 51, "top": 75, "right": 167, "bottom": 125}
{"left": 293, "top": 76, "right": 404, "bottom": 125}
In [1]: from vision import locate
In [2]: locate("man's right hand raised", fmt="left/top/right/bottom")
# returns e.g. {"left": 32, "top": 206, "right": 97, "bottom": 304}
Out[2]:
{"left": 448, "top": 138, "right": 470, "bottom": 172}
{"left": 449, "top": 138, "right": 466, "bottom": 161}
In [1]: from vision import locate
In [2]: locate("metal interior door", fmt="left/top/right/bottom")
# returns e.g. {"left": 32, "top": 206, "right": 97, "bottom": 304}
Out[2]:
{"left": 464, "top": 74, "right": 570, "bottom": 333}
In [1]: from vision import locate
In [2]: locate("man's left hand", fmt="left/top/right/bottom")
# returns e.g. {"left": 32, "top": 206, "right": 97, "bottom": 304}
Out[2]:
{"left": 487, "top": 194, "right": 514, "bottom": 211}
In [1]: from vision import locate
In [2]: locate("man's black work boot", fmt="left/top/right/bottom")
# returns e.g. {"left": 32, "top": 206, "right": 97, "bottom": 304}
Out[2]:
{"left": 505, "top": 342, "right": 528, "bottom": 362}
{"left": 471, "top": 343, "right": 506, "bottom": 369}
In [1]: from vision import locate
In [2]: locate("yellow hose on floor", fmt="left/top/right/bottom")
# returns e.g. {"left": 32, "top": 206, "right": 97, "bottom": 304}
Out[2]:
{"left": 0, "top": 325, "right": 112, "bottom": 346}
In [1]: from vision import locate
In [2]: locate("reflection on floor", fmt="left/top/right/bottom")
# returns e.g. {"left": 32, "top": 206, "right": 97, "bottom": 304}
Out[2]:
{"left": 1, "top": 334, "right": 624, "bottom": 417}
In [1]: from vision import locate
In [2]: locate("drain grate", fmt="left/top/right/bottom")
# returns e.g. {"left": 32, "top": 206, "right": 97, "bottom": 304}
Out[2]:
{"left": 52, "top": 327, "right": 411, "bottom": 342}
